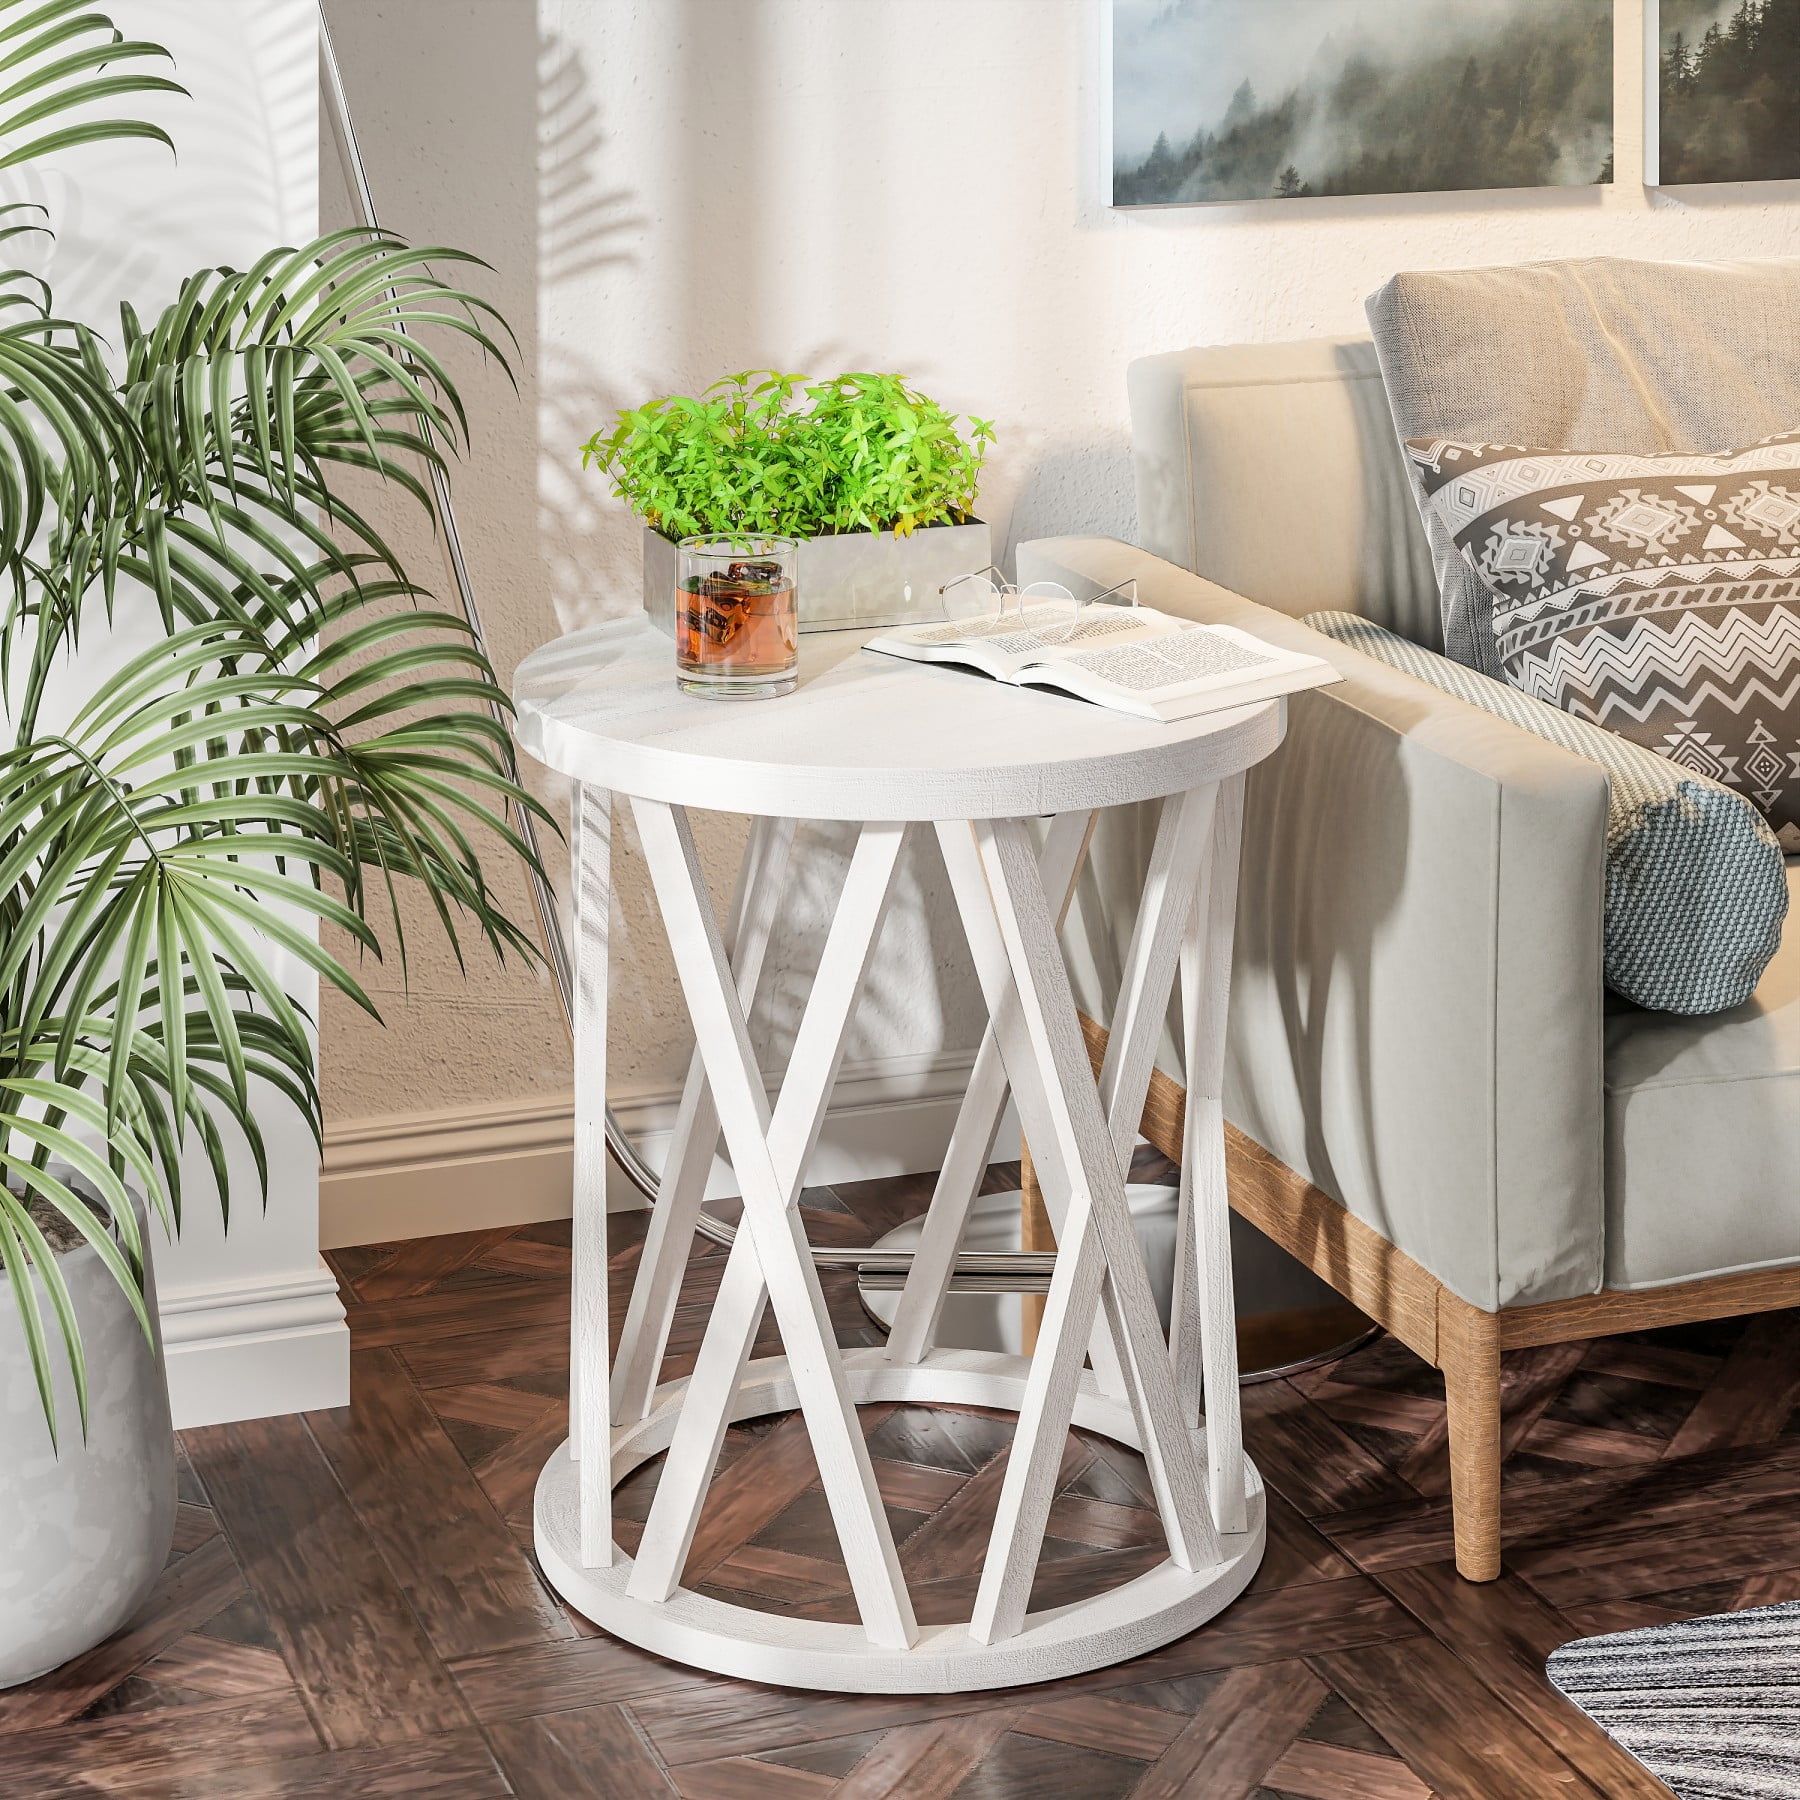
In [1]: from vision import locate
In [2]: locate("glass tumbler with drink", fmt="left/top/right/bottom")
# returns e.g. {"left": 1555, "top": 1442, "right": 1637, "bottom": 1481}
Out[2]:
{"left": 676, "top": 535, "right": 799, "bottom": 699}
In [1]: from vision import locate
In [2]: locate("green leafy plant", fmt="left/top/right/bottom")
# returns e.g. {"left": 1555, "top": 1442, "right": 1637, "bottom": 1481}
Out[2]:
{"left": 582, "top": 369, "right": 994, "bottom": 540}
{"left": 0, "top": 2, "right": 547, "bottom": 1441}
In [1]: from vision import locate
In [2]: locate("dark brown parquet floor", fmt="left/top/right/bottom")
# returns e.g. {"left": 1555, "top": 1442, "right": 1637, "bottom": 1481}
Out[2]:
{"left": 12, "top": 1155, "right": 1797, "bottom": 1797}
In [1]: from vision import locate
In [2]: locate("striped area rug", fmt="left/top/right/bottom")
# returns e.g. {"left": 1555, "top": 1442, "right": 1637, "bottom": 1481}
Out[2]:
{"left": 1548, "top": 1601, "right": 1800, "bottom": 1798}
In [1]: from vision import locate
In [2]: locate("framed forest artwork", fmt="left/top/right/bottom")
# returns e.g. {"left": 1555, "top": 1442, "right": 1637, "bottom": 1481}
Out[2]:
{"left": 1649, "top": 0, "right": 1800, "bottom": 184}
{"left": 1109, "top": 0, "right": 1616, "bottom": 205}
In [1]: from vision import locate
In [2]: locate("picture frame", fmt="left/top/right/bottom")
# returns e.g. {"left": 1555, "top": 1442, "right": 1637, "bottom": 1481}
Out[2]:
{"left": 1646, "top": 0, "right": 1800, "bottom": 187}
{"left": 1109, "top": 0, "right": 1616, "bottom": 207}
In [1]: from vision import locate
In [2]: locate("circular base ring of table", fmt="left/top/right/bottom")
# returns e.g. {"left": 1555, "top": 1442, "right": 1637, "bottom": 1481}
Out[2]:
{"left": 533, "top": 1346, "right": 1266, "bottom": 1695}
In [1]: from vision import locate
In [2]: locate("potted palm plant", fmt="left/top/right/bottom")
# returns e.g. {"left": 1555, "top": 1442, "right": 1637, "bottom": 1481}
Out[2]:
{"left": 584, "top": 369, "right": 995, "bottom": 633}
{"left": 0, "top": 5, "right": 544, "bottom": 1683}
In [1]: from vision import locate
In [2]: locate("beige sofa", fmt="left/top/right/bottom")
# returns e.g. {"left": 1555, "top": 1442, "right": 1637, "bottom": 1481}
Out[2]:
{"left": 1018, "top": 267, "right": 1800, "bottom": 1581}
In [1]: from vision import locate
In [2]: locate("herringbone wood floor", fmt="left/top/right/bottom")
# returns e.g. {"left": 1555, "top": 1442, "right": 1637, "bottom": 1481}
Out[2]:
{"left": 10, "top": 1159, "right": 1795, "bottom": 1796}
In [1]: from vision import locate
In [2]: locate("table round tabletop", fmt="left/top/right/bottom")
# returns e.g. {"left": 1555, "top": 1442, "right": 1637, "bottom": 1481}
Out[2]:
{"left": 513, "top": 618, "right": 1284, "bottom": 821}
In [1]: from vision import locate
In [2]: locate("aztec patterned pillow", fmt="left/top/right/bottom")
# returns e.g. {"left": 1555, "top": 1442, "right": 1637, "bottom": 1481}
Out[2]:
{"left": 1306, "top": 611, "right": 1787, "bottom": 1015}
{"left": 1404, "top": 432, "right": 1800, "bottom": 852}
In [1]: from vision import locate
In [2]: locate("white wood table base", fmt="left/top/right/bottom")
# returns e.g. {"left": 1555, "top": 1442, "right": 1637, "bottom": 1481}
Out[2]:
{"left": 534, "top": 1348, "right": 1265, "bottom": 1694}
{"left": 514, "top": 618, "right": 1280, "bottom": 1696}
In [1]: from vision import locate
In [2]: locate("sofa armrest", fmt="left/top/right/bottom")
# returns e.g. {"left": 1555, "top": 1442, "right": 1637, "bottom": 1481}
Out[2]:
{"left": 1018, "top": 536, "right": 1608, "bottom": 1311}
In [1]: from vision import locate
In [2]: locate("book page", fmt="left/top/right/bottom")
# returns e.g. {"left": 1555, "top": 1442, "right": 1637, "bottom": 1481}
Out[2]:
{"left": 1046, "top": 627, "right": 1279, "bottom": 695}
{"left": 895, "top": 604, "right": 1156, "bottom": 660}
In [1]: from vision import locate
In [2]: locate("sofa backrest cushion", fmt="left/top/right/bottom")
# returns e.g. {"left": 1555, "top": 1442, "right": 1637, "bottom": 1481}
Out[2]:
{"left": 1126, "top": 338, "right": 1440, "bottom": 645}
{"left": 1367, "top": 255, "right": 1800, "bottom": 674}
{"left": 1307, "top": 610, "right": 1789, "bottom": 1015}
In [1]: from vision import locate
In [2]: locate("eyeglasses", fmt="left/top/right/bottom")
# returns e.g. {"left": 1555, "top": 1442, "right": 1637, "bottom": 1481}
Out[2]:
{"left": 937, "top": 567, "right": 1140, "bottom": 645}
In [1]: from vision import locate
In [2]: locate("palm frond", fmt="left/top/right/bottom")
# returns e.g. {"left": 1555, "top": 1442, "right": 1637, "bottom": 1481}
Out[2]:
{"left": 118, "top": 232, "right": 511, "bottom": 522}
{"left": 0, "top": 267, "right": 144, "bottom": 623}
{"left": 0, "top": 9, "right": 543, "bottom": 1445}
{"left": 0, "top": 2, "right": 183, "bottom": 173}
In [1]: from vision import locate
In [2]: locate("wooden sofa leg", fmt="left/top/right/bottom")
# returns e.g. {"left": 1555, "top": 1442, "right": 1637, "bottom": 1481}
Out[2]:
{"left": 1439, "top": 1296, "right": 1503, "bottom": 1581}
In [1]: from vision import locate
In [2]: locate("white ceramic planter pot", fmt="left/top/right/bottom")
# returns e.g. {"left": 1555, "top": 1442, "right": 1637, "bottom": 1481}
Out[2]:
{"left": 642, "top": 519, "right": 992, "bottom": 636}
{"left": 0, "top": 1179, "right": 175, "bottom": 1689}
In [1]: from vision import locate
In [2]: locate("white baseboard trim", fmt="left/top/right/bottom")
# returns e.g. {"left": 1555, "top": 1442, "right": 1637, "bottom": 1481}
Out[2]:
{"left": 159, "top": 1265, "right": 349, "bottom": 1430}
{"left": 320, "top": 1049, "right": 1007, "bottom": 1250}
{"left": 321, "top": 1093, "right": 581, "bottom": 1249}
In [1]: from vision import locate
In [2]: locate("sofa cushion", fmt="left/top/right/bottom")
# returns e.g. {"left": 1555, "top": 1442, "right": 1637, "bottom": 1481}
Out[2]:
{"left": 1307, "top": 611, "right": 1787, "bottom": 1014}
{"left": 1404, "top": 431, "right": 1800, "bottom": 851}
{"left": 1366, "top": 256, "right": 1800, "bottom": 674}
{"left": 1603, "top": 858, "right": 1800, "bottom": 1289}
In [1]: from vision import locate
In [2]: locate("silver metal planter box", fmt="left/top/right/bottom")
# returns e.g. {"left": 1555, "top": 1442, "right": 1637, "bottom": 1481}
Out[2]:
{"left": 642, "top": 520, "right": 991, "bottom": 636}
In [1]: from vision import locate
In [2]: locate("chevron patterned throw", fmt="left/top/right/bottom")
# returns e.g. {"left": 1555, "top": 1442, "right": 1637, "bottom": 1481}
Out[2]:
{"left": 1408, "top": 432, "right": 1800, "bottom": 853}
{"left": 1306, "top": 612, "right": 1786, "bottom": 1015}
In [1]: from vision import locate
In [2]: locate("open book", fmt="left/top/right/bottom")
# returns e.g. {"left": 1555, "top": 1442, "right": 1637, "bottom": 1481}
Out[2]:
{"left": 864, "top": 604, "right": 1339, "bottom": 723}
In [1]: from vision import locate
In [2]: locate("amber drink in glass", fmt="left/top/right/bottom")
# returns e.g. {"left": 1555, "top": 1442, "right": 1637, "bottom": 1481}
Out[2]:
{"left": 675, "top": 535, "right": 799, "bottom": 699}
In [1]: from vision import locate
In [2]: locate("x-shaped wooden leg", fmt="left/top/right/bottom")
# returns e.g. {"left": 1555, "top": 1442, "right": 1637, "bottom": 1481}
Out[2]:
{"left": 937, "top": 792, "right": 1225, "bottom": 1644}
{"left": 610, "top": 813, "right": 797, "bottom": 1426}
{"left": 628, "top": 800, "right": 917, "bottom": 1650}
{"left": 570, "top": 784, "right": 613, "bottom": 1568}
{"left": 1172, "top": 772, "right": 1249, "bottom": 1532}
{"left": 883, "top": 810, "right": 1097, "bottom": 1368}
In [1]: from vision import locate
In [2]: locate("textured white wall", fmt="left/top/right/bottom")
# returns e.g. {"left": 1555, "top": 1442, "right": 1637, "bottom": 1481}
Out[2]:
{"left": 320, "top": 0, "right": 1800, "bottom": 1131}
{"left": 10, "top": 0, "right": 330, "bottom": 1421}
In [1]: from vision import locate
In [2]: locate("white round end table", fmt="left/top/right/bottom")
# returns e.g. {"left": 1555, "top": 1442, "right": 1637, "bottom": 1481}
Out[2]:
{"left": 514, "top": 618, "right": 1282, "bottom": 1694}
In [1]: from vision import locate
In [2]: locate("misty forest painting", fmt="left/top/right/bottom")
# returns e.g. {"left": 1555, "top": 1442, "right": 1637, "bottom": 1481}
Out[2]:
{"left": 1654, "top": 0, "right": 1800, "bottom": 184}
{"left": 1111, "top": 0, "right": 1616, "bottom": 205}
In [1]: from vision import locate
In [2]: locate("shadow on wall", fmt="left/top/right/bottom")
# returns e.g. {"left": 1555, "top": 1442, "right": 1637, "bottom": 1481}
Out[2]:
{"left": 537, "top": 28, "right": 645, "bottom": 636}
{"left": 530, "top": 5, "right": 986, "bottom": 1083}
{"left": 532, "top": 25, "right": 690, "bottom": 1078}
{"left": 16, "top": 3, "right": 316, "bottom": 336}
{"left": 1001, "top": 434, "right": 1139, "bottom": 570}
